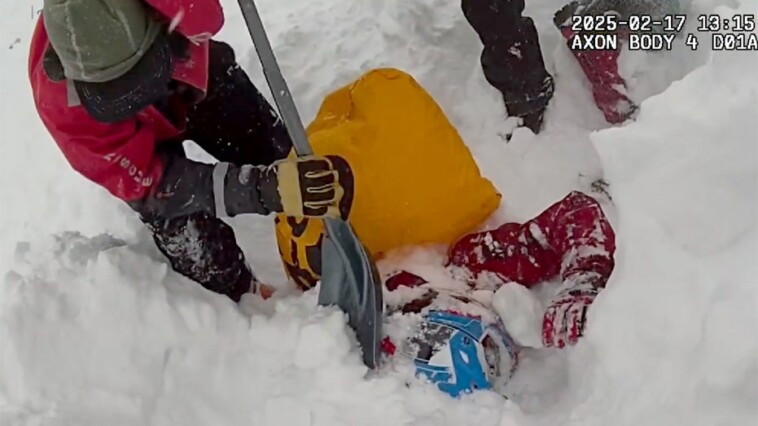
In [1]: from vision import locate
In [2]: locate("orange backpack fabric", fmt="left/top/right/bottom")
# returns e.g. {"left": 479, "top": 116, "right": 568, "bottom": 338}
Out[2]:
{"left": 275, "top": 68, "right": 501, "bottom": 289}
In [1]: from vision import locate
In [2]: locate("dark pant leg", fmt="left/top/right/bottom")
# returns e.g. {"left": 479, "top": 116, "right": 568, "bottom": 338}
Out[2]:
{"left": 462, "top": 0, "right": 554, "bottom": 129}
{"left": 185, "top": 40, "right": 293, "bottom": 166}
{"left": 146, "top": 212, "right": 253, "bottom": 302}
{"left": 141, "top": 143, "right": 254, "bottom": 302}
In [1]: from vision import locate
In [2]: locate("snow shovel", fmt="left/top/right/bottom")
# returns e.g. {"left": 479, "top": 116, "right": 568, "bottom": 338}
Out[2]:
{"left": 237, "top": 0, "right": 383, "bottom": 369}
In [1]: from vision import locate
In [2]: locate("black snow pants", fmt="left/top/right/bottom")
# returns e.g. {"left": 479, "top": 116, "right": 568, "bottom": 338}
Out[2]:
{"left": 462, "top": 0, "right": 555, "bottom": 131}
{"left": 144, "top": 41, "right": 293, "bottom": 302}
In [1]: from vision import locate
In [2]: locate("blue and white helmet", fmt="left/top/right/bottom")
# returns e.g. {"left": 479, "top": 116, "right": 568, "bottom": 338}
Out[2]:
{"left": 405, "top": 304, "right": 520, "bottom": 398}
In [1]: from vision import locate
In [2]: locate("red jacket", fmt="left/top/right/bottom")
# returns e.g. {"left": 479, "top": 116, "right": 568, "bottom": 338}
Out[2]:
{"left": 385, "top": 191, "right": 616, "bottom": 313}
{"left": 29, "top": 0, "right": 224, "bottom": 202}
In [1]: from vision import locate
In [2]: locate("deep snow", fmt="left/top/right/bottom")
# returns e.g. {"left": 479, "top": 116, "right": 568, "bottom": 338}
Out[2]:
{"left": 1, "top": 0, "right": 756, "bottom": 425}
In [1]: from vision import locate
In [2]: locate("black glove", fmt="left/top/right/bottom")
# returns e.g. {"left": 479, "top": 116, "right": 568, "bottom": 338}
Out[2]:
{"left": 130, "top": 153, "right": 353, "bottom": 221}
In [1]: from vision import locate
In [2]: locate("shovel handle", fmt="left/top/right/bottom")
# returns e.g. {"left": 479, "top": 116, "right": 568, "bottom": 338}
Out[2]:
{"left": 236, "top": 0, "right": 313, "bottom": 157}
{"left": 236, "top": 0, "right": 344, "bottom": 238}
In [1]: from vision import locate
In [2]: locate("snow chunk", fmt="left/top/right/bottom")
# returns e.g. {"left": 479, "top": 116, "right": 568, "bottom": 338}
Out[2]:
{"left": 492, "top": 283, "right": 544, "bottom": 348}
{"left": 293, "top": 312, "right": 351, "bottom": 370}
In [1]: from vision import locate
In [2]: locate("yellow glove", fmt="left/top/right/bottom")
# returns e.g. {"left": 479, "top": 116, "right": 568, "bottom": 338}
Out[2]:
{"left": 269, "top": 155, "right": 353, "bottom": 219}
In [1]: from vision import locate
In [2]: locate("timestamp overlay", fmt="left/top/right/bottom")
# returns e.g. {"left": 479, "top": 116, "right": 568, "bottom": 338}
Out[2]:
{"left": 567, "top": 13, "right": 757, "bottom": 52}
{"left": 694, "top": 14, "right": 757, "bottom": 51}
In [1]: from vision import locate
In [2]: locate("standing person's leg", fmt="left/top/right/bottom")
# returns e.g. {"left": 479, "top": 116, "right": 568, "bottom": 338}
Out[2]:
{"left": 144, "top": 40, "right": 291, "bottom": 302}
{"left": 553, "top": 2, "right": 636, "bottom": 124}
{"left": 462, "top": 0, "right": 554, "bottom": 133}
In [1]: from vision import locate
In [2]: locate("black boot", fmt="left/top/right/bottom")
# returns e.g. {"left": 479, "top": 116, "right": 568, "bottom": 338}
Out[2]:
{"left": 504, "top": 75, "right": 555, "bottom": 133}
{"left": 462, "top": 0, "right": 555, "bottom": 134}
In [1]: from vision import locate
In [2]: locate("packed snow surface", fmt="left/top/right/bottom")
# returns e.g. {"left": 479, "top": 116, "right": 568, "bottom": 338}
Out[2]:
{"left": 1, "top": 0, "right": 755, "bottom": 425}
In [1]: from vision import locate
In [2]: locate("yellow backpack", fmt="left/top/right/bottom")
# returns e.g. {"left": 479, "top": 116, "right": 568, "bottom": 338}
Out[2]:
{"left": 275, "top": 68, "right": 501, "bottom": 290}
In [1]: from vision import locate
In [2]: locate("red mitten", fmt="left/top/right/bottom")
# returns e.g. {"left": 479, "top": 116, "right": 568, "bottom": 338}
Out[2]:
{"left": 542, "top": 283, "right": 599, "bottom": 348}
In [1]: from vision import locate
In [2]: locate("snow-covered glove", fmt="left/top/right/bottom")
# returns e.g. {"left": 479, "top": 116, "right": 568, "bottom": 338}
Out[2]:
{"left": 542, "top": 281, "right": 599, "bottom": 348}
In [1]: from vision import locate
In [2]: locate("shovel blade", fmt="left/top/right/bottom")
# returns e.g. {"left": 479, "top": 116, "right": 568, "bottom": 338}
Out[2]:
{"left": 318, "top": 219, "right": 383, "bottom": 369}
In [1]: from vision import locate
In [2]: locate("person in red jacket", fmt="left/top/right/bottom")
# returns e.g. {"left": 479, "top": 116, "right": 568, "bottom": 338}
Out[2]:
{"left": 382, "top": 191, "right": 615, "bottom": 397}
{"left": 30, "top": 0, "right": 352, "bottom": 302}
